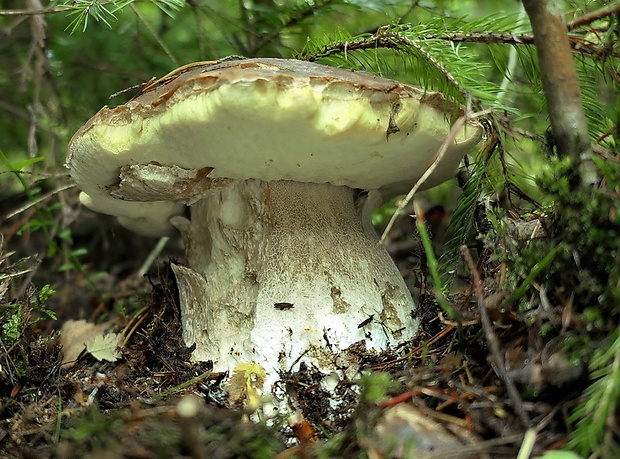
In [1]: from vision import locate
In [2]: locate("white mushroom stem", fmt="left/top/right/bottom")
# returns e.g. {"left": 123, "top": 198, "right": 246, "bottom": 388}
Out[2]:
{"left": 169, "top": 179, "right": 417, "bottom": 379}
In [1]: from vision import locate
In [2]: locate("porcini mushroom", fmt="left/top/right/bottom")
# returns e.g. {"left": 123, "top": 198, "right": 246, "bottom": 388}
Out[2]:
{"left": 67, "top": 58, "right": 482, "bottom": 384}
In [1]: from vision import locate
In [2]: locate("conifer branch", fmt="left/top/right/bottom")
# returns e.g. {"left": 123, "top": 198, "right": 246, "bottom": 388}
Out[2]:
{"left": 416, "top": 31, "right": 618, "bottom": 58}
{"left": 566, "top": 1, "right": 620, "bottom": 30}
{"left": 0, "top": 0, "right": 180, "bottom": 17}
{"left": 300, "top": 27, "right": 618, "bottom": 62}
{"left": 0, "top": 6, "right": 72, "bottom": 16}
{"left": 300, "top": 31, "right": 479, "bottom": 107}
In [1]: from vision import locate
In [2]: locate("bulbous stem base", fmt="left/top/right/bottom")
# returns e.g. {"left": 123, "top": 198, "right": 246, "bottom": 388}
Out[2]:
{"left": 171, "top": 179, "right": 417, "bottom": 384}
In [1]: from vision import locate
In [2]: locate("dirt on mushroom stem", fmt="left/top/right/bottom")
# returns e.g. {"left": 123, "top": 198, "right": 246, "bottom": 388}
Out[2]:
{"left": 169, "top": 179, "right": 418, "bottom": 391}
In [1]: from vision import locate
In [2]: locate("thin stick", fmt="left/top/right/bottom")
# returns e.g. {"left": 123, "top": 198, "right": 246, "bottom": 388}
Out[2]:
{"left": 130, "top": 3, "right": 178, "bottom": 66}
{"left": 379, "top": 109, "right": 490, "bottom": 245}
{"left": 370, "top": 324, "right": 456, "bottom": 370}
{"left": 2, "top": 183, "right": 74, "bottom": 221}
{"left": 0, "top": 6, "right": 72, "bottom": 16}
{"left": 567, "top": 1, "right": 620, "bottom": 31}
{"left": 460, "top": 245, "right": 532, "bottom": 428}
{"left": 138, "top": 236, "right": 169, "bottom": 277}
{"left": 121, "top": 304, "right": 150, "bottom": 347}
{"left": 379, "top": 116, "right": 465, "bottom": 244}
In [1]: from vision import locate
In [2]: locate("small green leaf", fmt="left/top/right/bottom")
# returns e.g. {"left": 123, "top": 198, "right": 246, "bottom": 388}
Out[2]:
{"left": 7, "top": 156, "right": 44, "bottom": 172}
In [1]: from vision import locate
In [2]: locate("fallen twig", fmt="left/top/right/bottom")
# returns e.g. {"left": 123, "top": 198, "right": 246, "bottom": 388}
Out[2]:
{"left": 460, "top": 245, "right": 532, "bottom": 428}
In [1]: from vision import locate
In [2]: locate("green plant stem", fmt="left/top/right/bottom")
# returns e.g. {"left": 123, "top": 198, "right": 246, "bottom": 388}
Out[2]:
{"left": 147, "top": 371, "right": 212, "bottom": 402}
{"left": 503, "top": 243, "right": 563, "bottom": 305}
{"left": 415, "top": 219, "right": 459, "bottom": 321}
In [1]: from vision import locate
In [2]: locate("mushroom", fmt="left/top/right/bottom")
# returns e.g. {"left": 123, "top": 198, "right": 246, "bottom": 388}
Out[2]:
{"left": 67, "top": 58, "right": 482, "bottom": 383}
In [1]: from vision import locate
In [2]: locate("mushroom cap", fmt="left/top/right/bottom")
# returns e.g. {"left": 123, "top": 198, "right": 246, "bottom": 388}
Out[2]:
{"left": 67, "top": 58, "right": 483, "bottom": 236}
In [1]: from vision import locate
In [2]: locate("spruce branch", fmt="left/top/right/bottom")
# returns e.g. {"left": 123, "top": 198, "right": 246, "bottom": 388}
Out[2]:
{"left": 418, "top": 31, "right": 618, "bottom": 58}
{"left": 0, "top": 6, "right": 72, "bottom": 16}
{"left": 0, "top": 0, "right": 187, "bottom": 17}
{"left": 299, "top": 29, "right": 481, "bottom": 109}
{"left": 299, "top": 25, "right": 618, "bottom": 62}
{"left": 568, "top": 331, "right": 620, "bottom": 456}
{"left": 0, "top": 1, "right": 185, "bottom": 33}
{"left": 566, "top": 1, "right": 620, "bottom": 31}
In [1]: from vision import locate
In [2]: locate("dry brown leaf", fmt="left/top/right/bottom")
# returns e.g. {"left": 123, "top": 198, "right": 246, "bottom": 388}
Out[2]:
{"left": 59, "top": 319, "right": 114, "bottom": 367}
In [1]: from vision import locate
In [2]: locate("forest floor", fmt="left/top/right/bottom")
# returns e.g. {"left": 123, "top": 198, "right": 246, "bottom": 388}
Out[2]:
{"left": 0, "top": 192, "right": 612, "bottom": 458}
